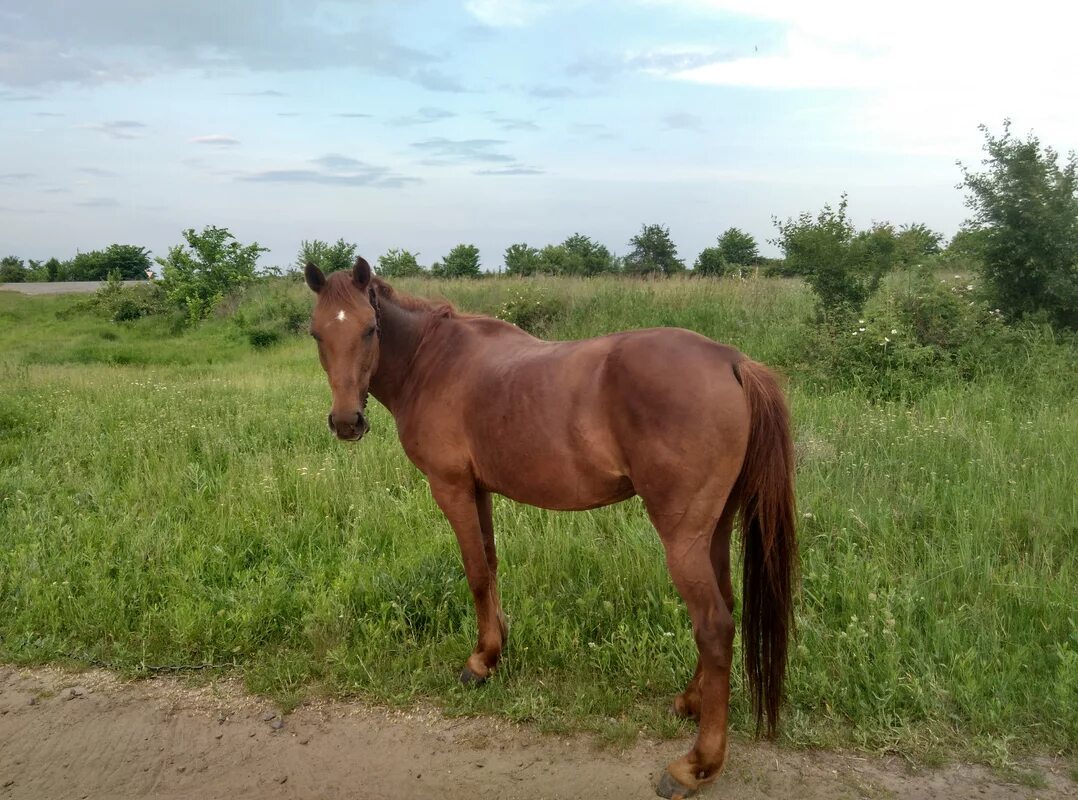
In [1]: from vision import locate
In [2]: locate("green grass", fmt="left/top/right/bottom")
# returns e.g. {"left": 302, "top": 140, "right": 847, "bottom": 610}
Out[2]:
{"left": 0, "top": 279, "right": 1075, "bottom": 771}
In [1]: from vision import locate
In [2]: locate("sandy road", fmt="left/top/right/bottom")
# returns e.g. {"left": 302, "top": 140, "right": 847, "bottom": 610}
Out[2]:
{"left": 0, "top": 666, "right": 1072, "bottom": 800}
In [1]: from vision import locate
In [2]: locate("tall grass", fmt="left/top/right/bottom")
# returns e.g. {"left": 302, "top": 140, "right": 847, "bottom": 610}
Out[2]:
{"left": 0, "top": 279, "right": 1074, "bottom": 767}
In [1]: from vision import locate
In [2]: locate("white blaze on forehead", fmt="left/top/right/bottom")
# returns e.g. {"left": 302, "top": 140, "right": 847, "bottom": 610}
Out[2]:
{"left": 336, "top": 310, "right": 346, "bottom": 322}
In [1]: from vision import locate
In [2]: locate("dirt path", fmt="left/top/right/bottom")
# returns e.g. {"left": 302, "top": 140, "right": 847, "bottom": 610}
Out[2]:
{"left": 0, "top": 667, "right": 1071, "bottom": 800}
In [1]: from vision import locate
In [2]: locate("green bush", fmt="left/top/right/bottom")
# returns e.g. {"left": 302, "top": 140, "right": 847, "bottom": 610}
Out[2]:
{"left": 496, "top": 287, "right": 564, "bottom": 336}
{"left": 158, "top": 226, "right": 266, "bottom": 323}
{"left": 804, "top": 269, "right": 1016, "bottom": 399}
{"left": 230, "top": 278, "right": 310, "bottom": 348}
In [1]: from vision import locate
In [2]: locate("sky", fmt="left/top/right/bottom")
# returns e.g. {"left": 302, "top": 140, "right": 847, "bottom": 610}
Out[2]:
{"left": 1, "top": 0, "right": 1076, "bottom": 270}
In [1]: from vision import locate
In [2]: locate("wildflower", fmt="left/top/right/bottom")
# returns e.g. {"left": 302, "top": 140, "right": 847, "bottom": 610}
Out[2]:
{"left": 891, "top": 328, "right": 897, "bottom": 334}
{"left": 858, "top": 327, "right": 866, "bottom": 332}
{"left": 852, "top": 331, "right": 858, "bottom": 336}
{"left": 883, "top": 337, "right": 890, "bottom": 343}
{"left": 858, "top": 319, "right": 865, "bottom": 324}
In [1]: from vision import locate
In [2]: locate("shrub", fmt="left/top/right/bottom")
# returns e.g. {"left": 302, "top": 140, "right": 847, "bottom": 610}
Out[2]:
{"left": 230, "top": 278, "right": 310, "bottom": 348}
{"left": 158, "top": 226, "right": 266, "bottom": 323}
{"left": 774, "top": 196, "right": 909, "bottom": 320}
{"left": 496, "top": 288, "right": 564, "bottom": 337}
{"left": 804, "top": 268, "right": 1014, "bottom": 399}
{"left": 86, "top": 273, "right": 169, "bottom": 322}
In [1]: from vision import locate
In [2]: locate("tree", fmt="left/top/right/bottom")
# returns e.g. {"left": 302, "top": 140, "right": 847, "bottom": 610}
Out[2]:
{"left": 717, "top": 228, "right": 759, "bottom": 266}
{"left": 44, "top": 257, "right": 62, "bottom": 281}
{"left": 895, "top": 223, "right": 943, "bottom": 265}
{"left": 773, "top": 195, "right": 893, "bottom": 318}
{"left": 61, "top": 244, "right": 152, "bottom": 281}
{"left": 960, "top": 121, "right": 1078, "bottom": 329}
{"left": 624, "top": 223, "right": 684, "bottom": 276}
{"left": 158, "top": 226, "right": 266, "bottom": 322}
{"left": 377, "top": 248, "right": 425, "bottom": 278}
{"left": 504, "top": 243, "right": 542, "bottom": 276}
{"left": 0, "top": 256, "right": 26, "bottom": 282}
{"left": 437, "top": 244, "right": 482, "bottom": 278}
{"left": 561, "top": 233, "right": 618, "bottom": 276}
{"left": 296, "top": 238, "right": 358, "bottom": 274}
{"left": 694, "top": 246, "right": 730, "bottom": 277}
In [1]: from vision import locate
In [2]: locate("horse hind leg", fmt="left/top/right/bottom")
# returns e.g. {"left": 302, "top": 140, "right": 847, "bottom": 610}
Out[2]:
{"left": 649, "top": 502, "right": 736, "bottom": 799}
{"left": 671, "top": 504, "right": 737, "bottom": 723}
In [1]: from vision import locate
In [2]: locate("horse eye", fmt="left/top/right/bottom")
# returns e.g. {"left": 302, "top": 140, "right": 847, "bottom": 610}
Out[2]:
{"left": 364, "top": 326, "right": 376, "bottom": 338}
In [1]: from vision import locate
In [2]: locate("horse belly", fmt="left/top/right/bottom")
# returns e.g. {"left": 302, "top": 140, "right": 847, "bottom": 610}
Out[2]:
{"left": 475, "top": 441, "right": 633, "bottom": 511}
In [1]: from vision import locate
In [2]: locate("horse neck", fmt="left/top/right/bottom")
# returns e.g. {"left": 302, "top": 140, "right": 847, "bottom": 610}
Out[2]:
{"left": 368, "top": 299, "right": 431, "bottom": 414}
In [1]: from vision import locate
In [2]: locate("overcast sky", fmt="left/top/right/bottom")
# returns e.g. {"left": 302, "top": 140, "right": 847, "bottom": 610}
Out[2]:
{"left": 1, "top": 0, "right": 1075, "bottom": 269}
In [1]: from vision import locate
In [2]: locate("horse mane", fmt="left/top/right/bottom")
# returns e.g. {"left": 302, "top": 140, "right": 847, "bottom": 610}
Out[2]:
{"left": 371, "top": 276, "right": 480, "bottom": 320}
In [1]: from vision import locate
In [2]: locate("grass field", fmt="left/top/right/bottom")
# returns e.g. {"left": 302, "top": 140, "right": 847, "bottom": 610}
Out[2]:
{"left": 0, "top": 276, "right": 1075, "bottom": 772}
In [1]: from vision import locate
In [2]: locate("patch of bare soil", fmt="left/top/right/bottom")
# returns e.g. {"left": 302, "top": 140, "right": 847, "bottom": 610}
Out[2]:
{"left": 0, "top": 666, "right": 1072, "bottom": 800}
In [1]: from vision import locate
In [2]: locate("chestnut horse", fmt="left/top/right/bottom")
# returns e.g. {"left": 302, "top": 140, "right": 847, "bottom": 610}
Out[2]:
{"left": 304, "top": 257, "right": 796, "bottom": 799}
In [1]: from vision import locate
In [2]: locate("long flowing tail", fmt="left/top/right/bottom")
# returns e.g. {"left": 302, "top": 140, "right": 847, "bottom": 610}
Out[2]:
{"left": 731, "top": 358, "right": 797, "bottom": 738}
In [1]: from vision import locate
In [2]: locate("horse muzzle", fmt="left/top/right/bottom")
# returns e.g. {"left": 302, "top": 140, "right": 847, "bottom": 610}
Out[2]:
{"left": 328, "top": 411, "right": 370, "bottom": 442}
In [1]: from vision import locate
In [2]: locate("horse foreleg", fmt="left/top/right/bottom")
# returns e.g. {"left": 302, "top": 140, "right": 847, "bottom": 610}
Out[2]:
{"left": 476, "top": 488, "right": 509, "bottom": 646}
{"left": 430, "top": 480, "right": 506, "bottom": 684}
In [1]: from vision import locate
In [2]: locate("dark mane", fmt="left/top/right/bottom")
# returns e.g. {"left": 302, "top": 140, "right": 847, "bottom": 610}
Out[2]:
{"left": 371, "top": 276, "right": 480, "bottom": 320}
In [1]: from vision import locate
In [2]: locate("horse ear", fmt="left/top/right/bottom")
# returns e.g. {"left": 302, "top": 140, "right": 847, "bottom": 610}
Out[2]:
{"left": 352, "top": 256, "right": 372, "bottom": 289}
{"left": 305, "top": 262, "right": 326, "bottom": 293}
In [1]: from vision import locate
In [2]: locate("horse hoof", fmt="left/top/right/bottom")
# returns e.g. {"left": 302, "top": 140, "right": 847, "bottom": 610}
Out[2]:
{"left": 459, "top": 666, "right": 488, "bottom": 686}
{"left": 656, "top": 770, "right": 697, "bottom": 799}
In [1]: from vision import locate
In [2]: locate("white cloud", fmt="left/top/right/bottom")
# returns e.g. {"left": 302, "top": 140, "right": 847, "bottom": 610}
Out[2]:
{"left": 464, "top": 0, "right": 549, "bottom": 27}
{"left": 644, "top": 0, "right": 1078, "bottom": 157}
{"left": 190, "top": 134, "right": 240, "bottom": 146}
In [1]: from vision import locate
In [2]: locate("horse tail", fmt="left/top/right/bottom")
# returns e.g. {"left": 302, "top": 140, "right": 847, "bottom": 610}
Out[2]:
{"left": 730, "top": 358, "right": 797, "bottom": 739}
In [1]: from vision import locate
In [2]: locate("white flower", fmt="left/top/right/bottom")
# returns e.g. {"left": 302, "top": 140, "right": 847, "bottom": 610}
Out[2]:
{"left": 884, "top": 337, "right": 891, "bottom": 343}
{"left": 852, "top": 331, "right": 859, "bottom": 336}
{"left": 891, "top": 328, "right": 898, "bottom": 335}
{"left": 858, "top": 319, "right": 865, "bottom": 324}
{"left": 859, "top": 327, "right": 866, "bottom": 332}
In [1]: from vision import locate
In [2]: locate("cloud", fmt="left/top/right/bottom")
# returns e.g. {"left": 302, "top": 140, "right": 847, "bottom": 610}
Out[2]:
{"left": 662, "top": 112, "right": 704, "bottom": 131}
{"left": 225, "top": 89, "right": 287, "bottom": 97}
{"left": 76, "top": 167, "right": 119, "bottom": 177}
{"left": 34, "top": 111, "right": 64, "bottom": 117}
{"left": 474, "top": 165, "right": 544, "bottom": 176}
{"left": 79, "top": 120, "right": 146, "bottom": 139}
{"left": 465, "top": 0, "right": 549, "bottom": 27}
{"left": 335, "top": 112, "right": 373, "bottom": 118}
{"left": 276, "top": 111, "right": 300, "bottom": 117}
{"left": 0, "top": 1, "right": 463, "bottom": 94}
{"left": 389, "top": 107, "right": 456, "bottom": 126}
{"left": 526, "top": 84, "right": 578, "bottom": 99}
{"left": 645, "top": 0, "right": 1078, "bottom": 155}
{"left": 491, "top": 116, "right": 539, "bottom": 131}
{"left": 74, "top": 197, "right": 120, "bottom": 207}
{"left": 0, "top": 90, "right": 43, "bottom": 102}
{"left": 190, "top": 134, "right": 241, "bottom": 146}
{"left": 410, "top": 137, "right": 515, "bottom": 164}
{"left": 411, "top": 68, "right": 468, "bottom": 93}
{"left": 0, "top": 172, "right": 35, "bottom": 181}
{"left": 239, "top": 153, "right": 419, "bottom": 189}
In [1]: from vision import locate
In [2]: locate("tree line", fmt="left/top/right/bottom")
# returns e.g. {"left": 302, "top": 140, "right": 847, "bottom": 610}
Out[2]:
{"left": 0, "top": 245, "right": 153, "bottom": 283}
{"left": 4, "top": 122, "right": 1073, "bottom": 331}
